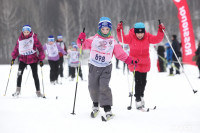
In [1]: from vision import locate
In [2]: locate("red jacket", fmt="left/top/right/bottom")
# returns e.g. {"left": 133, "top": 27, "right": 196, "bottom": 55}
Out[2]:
{"left": 117, "top": 29, "right": 164, "bottom": 72}
{"left": 11, "top": 32, "right": 45, "bottom": 64}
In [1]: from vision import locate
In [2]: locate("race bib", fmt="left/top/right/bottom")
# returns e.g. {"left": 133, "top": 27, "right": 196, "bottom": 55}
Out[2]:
{"left": 90, "top": 36, "right": 114, "bottom": 67}
{"left": 46, "top": 43, "right": 58, "bottom": 57}
{"left": 57, "top": 42, "right": 65, "bottom": 49}
{"left": 18, "top": 33, "right": 36, "bottom": 55}
{"left": 69, "top": 51, "right": 79, "bottom": 67}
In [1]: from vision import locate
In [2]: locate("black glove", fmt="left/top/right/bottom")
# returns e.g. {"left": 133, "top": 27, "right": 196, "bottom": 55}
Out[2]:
{"left": 39, "top": 61, "right": 43, "bottom": 67}
{"left": 11, "top": 59, "right": 15, "bottom": 66}
{"left": 132, "top": 59, "right": 139, "bottom": 67}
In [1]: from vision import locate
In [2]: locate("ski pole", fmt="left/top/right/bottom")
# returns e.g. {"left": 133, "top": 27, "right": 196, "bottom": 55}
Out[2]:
{"left": 127, "top": 66, "right": 136, "bottom": 110}
{"left": 4, "top": 65, "right": 13, "bottom": 96}
{"left": 25, "top": 67, "right": 31, "bottom": 85}
{"left": 40, "top": 67, "right": 46, "bottom": 98}
{"left": 120, "top": 21, "right": 125, "bottom": 50}
{"left": 71, "top": 27, "right": 85, "bottom": 115}
{"left": 159, "top": 20, "right": 197, "bottom": 94}
{"left": 120, "top": 21, "right": 132, "bottom": 94}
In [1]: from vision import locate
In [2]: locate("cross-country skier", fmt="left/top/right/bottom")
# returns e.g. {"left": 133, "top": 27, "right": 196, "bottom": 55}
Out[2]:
{"left": 117, "top": 21, "right": 165, "bottom": 109}
{"left": 43, "top": 35, "right": 67, "bottom": 85}
{"left": 68, "top": 45, "right": 83, "bottom": 81}
{"left": 56, "top": 34, "right": 67, "bottom": 84}
{"left": 77, "top": 17, "right": 137, "bottom": 120}
{"left": 11, "top": 25, "right": 45, "bottom": 97}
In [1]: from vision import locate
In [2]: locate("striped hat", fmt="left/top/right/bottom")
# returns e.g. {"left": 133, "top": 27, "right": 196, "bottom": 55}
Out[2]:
{"left": 48, "top": 35, "right": 55, "bottom": 42}
{"left": 98, "top": 17, "right": 112, "bottom": 30}
{"left": 22, "top": 25, "right": 31, "bottom": 32}
{"left": 57, "top": 34, "right": 63, "bottom": 39}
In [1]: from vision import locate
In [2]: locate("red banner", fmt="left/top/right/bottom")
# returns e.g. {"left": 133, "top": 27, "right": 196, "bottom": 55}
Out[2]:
{"left": 173, "top": 0, "right": 196, "bottom": 65}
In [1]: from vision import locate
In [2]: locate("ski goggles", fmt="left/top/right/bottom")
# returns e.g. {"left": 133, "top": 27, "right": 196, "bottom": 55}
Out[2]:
{"left": 48, "top": 38, "right": 55, "bottom": 42}
{"left": 57, "top": 35, "right": 63, "bottom": 39}
{"left": 22, "top": 26, "right": 31, "bottom": 32}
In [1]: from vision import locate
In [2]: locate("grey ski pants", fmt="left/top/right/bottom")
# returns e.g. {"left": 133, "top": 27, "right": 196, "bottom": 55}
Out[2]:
{"left": 88, "top": 63, "right": 113, "bottom": 107}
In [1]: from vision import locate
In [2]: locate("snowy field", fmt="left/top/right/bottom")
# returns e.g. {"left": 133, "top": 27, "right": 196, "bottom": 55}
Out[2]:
{"left": 0, "top": 47, "right": 200, "bottom": 133}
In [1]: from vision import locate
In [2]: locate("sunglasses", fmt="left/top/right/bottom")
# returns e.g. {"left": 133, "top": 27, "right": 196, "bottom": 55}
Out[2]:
{"left": 48, "top": 38, "right": 55, "bottom": 42}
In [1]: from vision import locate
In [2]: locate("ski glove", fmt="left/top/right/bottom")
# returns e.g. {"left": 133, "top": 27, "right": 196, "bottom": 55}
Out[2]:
{"left": 39, "top": 61, "right": 44, "bottom": 67}
{"left": 159, "top": 23, "right": 165, "bottom": 32}
{"left": 11, "top": 59, "right": 15, "bottom": 66}
{"left": 117, "top": 22, "right": 123, "bottom": 32}
{"left": 125, "top": 56, "right": 139, "bottom": 67}
{"left": 132, "top": 59, "right": 139, "bottom": 67}
{"left": 78, "top": 32, "right": 86, "bottom": 44}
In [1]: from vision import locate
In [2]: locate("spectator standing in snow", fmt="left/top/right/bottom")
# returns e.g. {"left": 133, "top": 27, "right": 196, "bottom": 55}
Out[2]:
{"left": 165, "top": 42, "right": 173, "bottom": 76}
{"left": 157, "top": 44, "right": 166, "bottom": 72}
{"left": 195, "top": 41, "right": 200, "bottom": 78}
{"left": 171, "top": 35, "right": 181, "bottom": 74}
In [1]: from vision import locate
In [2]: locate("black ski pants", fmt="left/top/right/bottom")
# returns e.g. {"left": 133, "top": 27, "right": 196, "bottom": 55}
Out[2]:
{"left": 70, "top": 66, "right": 83, "bottom": 79}
{"left": 58, "top": 56, "right": 64, "bottom": 77}
{"left": 48, "top": 60, "right": 59, "bottom": 82}
{"left": 134, "top": 71, "right": 147, "bottom": 101}
{"left": 17, "top": 61, "right": 40, "bottom": 91}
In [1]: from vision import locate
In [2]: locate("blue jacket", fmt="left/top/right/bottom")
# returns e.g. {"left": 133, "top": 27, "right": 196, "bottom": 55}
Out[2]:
{"left": 165, "top": 43, "right": 173, "bottom": 64}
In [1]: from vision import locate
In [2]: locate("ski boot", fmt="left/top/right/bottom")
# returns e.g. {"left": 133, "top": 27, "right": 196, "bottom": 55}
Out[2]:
{"left": 51, "top": 81, "right": 56, "bottom": 85}
{"left": 101, "top": 111, "right": 114, "bottom": 121}
{"left": 60, "top": 78, "right": 63, "bottom": 84}
{"left": 36, "top": 91, "right": 44, "bottom": 98}
{"left": 135, "top": 100, "right": 143, "bottom": 109}
{"left": 105, "top": 111, "right": 114, "bottom": 119}
{"left": 169, "top": 74, "right": 174, "bottom": 76}
{"left": 91, "top": 106, "right": 99, "bottom": 118}
{"left": 12, "top": 87, "right": 21, "bottom": 97}
{"left": 141, "top": 97, "right": 145, "bottom": 108}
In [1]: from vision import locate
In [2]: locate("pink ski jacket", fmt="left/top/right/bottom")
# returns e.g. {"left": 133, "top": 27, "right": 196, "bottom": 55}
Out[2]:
{"left": 11, "top": 32, "right": 45, "bottom": 64}
{"left": 117, "top": 29, "right": 164, "bottom": 72}
{"left": 77, "top": 34, "right": 132, "bottom": 66}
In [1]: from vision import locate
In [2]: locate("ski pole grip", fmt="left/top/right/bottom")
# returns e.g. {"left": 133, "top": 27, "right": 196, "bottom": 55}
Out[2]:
{"left": 158, "top": 20, "right": 161, "bottom": 25}
{"left": 80, "top": 27, "right": 85, "bottom": 43}
{"left": 83, "top": 27, "right": 85, "bottom": 33}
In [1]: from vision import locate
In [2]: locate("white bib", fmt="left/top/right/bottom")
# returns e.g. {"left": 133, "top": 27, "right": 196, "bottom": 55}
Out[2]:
{"left": 18, "top": 33, "right": 36, "bottom": 55}
{"left": 69, "top": 51, "right": 79, "bottom": 67}
{"left": 90, "top": 36, "right": 114, "bottom": 67}
{"left": 46, "top": 43, "right": 58, "bottom": 57}
{"left": 57, "top": 42, "right": 65, "bottom": 49}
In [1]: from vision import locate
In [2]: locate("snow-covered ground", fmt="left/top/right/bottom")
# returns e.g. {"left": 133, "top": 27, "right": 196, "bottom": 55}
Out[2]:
{"left": 0, "top": 47, "right": 200, "bottom": 133}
